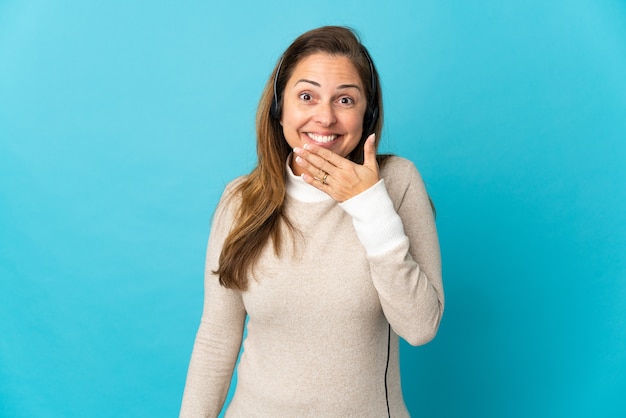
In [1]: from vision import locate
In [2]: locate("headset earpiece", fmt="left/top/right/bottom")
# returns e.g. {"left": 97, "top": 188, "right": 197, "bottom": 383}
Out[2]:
{"left": 270, "top": 96, "right": 281, "bottom": 120}
{"left": 362, "top": 47, "right": 379, "bottom": 136}
{"left": 364, "top": 104, "right": 379, "bottom": 136}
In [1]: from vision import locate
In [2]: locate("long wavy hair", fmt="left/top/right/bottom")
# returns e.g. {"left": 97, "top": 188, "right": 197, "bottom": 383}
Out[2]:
{"left": 216, "top": 26, "right": 384, "bottom": 290}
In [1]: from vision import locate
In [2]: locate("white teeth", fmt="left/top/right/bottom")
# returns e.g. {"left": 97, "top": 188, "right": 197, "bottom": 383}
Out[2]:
{"left": 307, "top": 132, "right": 337, "bottom": 143}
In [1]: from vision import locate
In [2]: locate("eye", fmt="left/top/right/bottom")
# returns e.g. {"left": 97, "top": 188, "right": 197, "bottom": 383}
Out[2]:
{"left": 299, "top": 92, "right": 313, "bottom": 101}
{"left": 338, "top": 96, "right": 354, "bottom": 106}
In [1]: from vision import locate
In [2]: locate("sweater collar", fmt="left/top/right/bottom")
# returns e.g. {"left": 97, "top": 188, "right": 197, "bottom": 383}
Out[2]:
{"left": 285, "top": 154, "right": 332, "bottom": 203}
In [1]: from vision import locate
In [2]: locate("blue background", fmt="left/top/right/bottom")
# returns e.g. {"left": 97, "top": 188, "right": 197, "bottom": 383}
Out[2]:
{"left": 1, "top": 1, "right": 625, "bottom": 417}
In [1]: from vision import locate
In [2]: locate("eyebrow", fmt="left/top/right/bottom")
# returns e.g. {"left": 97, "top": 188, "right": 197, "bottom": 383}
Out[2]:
{"left": 294, "top": 79, "right": 362, "bottom": 91}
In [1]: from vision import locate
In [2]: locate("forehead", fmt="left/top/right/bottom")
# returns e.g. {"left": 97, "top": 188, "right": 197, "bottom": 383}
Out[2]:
{"left": 288, "top": 53, "right": 363, "bottom": 86}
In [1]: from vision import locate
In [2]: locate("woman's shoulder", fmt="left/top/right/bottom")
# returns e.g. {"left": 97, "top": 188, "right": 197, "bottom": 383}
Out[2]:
{"left": 222, "top": 175, "right": 248, "bottom": 196}
{"left": 212, "top": 175, "right": 248, "bottom": 215}
{"left": 379, "top": 155, "right": 424, "bottom": 187}
{"left": 378, "top": 155, "right": 432, "bottom": 210}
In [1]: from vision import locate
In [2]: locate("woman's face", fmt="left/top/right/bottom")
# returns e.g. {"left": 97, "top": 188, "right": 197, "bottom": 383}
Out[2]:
{"left": 280, "top": 53, "right": 367, "bottom": 176}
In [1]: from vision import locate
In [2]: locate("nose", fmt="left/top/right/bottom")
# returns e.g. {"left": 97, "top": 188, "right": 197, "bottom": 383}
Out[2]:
{"left": 313, "top": 102, "right": 336, "bottom": 127}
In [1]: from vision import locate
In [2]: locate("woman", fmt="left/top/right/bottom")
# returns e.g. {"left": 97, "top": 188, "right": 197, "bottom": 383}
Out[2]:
{"left": 180, "top": 26, "right": 443, "bottom": 417}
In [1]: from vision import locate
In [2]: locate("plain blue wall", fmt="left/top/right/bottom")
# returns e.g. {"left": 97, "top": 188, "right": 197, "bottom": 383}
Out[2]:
{"left": 1, "top": 1, "right": 625, "bottom": 417}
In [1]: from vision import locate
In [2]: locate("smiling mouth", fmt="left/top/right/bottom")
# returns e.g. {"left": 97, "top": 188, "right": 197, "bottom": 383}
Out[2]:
{"left": 306, "top": 132, "right": 338, "bottom": 144}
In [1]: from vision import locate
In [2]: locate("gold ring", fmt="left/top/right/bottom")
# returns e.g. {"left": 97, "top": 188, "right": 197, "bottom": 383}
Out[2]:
{"left": 322, "top": 173, "right": 329, "bottom": 184}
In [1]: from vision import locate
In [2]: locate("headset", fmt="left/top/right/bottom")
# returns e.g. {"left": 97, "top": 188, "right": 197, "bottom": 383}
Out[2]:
{"left": 270, "top": 47, "right": 380, "bottom": 137}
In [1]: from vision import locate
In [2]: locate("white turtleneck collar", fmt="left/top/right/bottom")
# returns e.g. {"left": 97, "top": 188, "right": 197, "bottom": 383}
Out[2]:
{"left": 285, "top": 154, "right": 333, "bottom": 203}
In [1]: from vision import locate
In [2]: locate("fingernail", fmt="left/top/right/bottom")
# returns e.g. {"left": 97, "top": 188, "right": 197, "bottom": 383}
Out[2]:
{"left": 293, "top": 147, "right": 302, "bottom": 154}
{"left": 303, "top": 144, "right": 311, "bottom": 150}
{"left": 295, "top": 156, "right": 303, "bottom": 164}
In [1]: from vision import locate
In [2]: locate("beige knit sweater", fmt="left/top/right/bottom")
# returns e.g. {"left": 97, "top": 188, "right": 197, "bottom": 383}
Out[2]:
{"left": 180, "top": 156, "right": 444, "bottom": 417}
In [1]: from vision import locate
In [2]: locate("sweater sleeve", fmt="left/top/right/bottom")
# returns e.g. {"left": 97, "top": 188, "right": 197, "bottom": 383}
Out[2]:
{"left": 180, "top": 182, "right": 247, "bottom": 417}
{"left": 340, "top": 158, "right": 444, "bottom": 346}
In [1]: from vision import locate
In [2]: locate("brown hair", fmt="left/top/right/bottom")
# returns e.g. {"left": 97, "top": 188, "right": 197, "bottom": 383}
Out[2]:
{"left": 215, "top": 26, "right": 384, "bottom": 290}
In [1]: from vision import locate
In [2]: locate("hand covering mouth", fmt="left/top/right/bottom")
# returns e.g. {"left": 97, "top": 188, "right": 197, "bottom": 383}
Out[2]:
{"left": 306, "top": 132, "right": 338, "bottom": 143}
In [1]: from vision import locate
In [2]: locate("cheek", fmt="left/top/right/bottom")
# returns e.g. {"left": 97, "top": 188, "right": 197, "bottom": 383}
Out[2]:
{"left": 349, "top": 107, "right": 366, "bottom": 127}
{"left": 348, "top": 112, "right": 365, "bottom": 134}
{"left": 281, "top": 105, "right": 304, "bottom": 128}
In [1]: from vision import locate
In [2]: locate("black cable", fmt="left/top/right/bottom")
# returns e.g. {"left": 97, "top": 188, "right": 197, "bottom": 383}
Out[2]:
{"left": 384, "top": 323, "right": 391, "bottom": 418}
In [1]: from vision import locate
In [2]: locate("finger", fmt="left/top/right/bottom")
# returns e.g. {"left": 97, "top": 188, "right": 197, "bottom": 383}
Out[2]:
{"left": 301, "top": 171, "right": 332, "bottom": 192}
{"left": 294, "top": 154, "right": 328, "bottom": 178}
{"left": 363, "top": 134, "right": 378, "bottom": 171}
{"left": 294, "top": 148, "right": 338, "bottom": 179}
{"left": 302, "top": 143, "right": 346, "bottom": 170}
